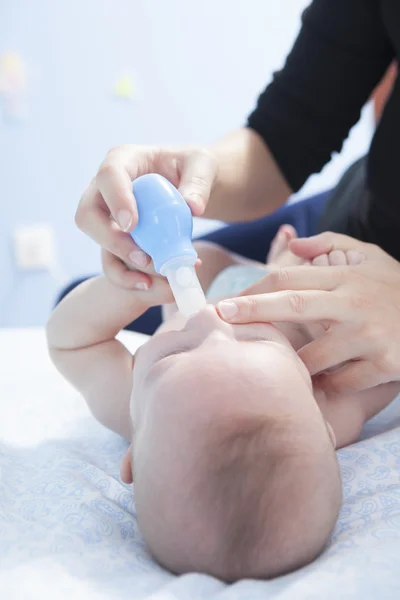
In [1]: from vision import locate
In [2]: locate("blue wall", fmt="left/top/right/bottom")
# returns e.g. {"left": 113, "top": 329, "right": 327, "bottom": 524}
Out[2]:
{"left": 0, "top": 1, "right": 371, "bottom": 326}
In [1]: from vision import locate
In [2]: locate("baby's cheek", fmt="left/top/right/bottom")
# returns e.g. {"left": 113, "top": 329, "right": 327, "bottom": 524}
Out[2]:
{"left": 276, "top": 322, "right": 311, "bottom": 352}
{"left": 130, "top": 380, "right": 144, "bottom": 431}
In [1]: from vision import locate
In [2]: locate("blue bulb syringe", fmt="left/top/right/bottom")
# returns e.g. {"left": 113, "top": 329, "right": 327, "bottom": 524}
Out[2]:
{"left": 131, "top": 174, "right": 207, "bottom": 318}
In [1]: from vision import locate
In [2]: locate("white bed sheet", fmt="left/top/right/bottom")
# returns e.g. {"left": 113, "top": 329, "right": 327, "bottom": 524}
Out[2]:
{"left": 1, "top": 328, "right": 400, "bottom": 599}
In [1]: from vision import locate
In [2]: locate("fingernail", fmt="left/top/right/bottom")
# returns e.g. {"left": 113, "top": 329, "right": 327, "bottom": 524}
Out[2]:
{"left": 278, "top": 231, "right": 287, "bottom": 243}
{"left": 218, "top": 301, "right": 238, "bottom": 320}
{"left": 129, "top": 250, "right": 148, "bottom": 267}
{"left": 135, "top": 282, "right": 149, "bottom": 291}
{"left": 117, "top": 210, "right": 132, "bottom": 232}
{"left": 347, "top": 250, "right": 365, "bottom": 265}
{"left": 187, "top": 193, "right": 203, "bottom": 210}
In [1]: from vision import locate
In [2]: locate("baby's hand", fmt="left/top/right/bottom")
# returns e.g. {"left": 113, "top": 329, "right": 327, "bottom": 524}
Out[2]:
{"left": 267, "top": 225, "right": 365, "bottom": 269}
{"left": 310, "top": 249, "right": 365, "bottom": 267}
{"left": 128, "top": 264, "right": 173, "bottom": 307}
{"left": 267, "top": 225, "right": 304, "bottom": 268}
{"left": 100, "top": 245, "right": 169, "bottom": 300}
{"left": 123, "top": 257, "right": 202, "bottom": 308}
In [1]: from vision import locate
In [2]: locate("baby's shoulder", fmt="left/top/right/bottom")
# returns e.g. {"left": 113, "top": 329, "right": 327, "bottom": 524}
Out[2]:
{"left": 313, "top": 384, "right": 367, "bottom": 449}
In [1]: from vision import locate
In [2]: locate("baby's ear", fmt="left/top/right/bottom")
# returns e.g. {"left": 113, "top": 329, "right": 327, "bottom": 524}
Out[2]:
{"left": 120, "top": 444, "right": 134, "bottom": 484}
{"left": 325, "top": 421, "right": 337, "bottom": 449}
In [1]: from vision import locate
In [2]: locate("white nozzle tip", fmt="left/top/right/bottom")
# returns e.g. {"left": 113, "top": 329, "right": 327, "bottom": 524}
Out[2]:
{"left": 165, "top": 264, "right": 207, "bottom": 318}
{"left": 175, "top": 287, "right": 207, "bottom": 318}
{"left": 175, "top": 266, "right": 194, "bottom": 287}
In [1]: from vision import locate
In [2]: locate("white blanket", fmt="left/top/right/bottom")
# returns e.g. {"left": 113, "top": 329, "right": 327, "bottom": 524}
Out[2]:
{"left": 1, "top": 328, "right": 400, "bottom": 599}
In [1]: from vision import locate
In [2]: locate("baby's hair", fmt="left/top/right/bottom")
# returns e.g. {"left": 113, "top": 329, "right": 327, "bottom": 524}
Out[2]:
{"left": 195, "top": 413, "right": 342, "bottom": 581}
{"left": 134, "top": 393, "right": 342, "bottom": 582}
{"left": 143, "top": 410, "right": 342, "bottom": 582}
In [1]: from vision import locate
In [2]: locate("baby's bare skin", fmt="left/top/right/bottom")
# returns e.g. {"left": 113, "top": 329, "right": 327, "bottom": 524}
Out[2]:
{"left": 157, "top": 229, "right": 400, "bottom": 450}
{"left": 46, "top": 225, "right": 400, "bottom": 580}
{"left": 47, "top": 224, "right": 400, "bottom": 462}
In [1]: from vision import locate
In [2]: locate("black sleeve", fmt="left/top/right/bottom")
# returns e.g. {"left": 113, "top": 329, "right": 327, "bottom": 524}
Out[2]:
{"left": 247, "top": 0, "right": 394, "bottom": 192}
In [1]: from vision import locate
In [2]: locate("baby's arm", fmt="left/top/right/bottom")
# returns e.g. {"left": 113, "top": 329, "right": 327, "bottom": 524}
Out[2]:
{"left": 46, "top": 277, "right": 150, "bottom": 440}
{"left": 316, "top": 381, "right": 400, "bottom": 449}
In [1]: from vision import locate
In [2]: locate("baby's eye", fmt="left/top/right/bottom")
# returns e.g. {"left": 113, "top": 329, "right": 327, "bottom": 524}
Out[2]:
{"left": 154, "top": 346, "right": 189, "bottom": 362}
{"left": 239, "top": 335, "right": 270, "bottom": 343}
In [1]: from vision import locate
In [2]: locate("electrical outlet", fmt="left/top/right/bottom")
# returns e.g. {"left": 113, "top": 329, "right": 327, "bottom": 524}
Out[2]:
{"left": 13, "top": 224, "right": 57, "bottom": 270}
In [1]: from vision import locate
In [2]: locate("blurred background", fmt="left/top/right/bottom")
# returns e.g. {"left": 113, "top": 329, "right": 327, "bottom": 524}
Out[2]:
{"left": 0, "top": 0, "right": 375, "bottom": 327}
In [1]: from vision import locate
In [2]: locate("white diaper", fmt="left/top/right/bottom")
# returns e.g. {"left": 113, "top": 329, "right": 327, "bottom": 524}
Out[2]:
{"left": 206, "top": 264, "right": 268, "bottom": 300}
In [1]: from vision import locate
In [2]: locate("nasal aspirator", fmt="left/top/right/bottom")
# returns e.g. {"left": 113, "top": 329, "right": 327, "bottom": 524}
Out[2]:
{"left": 131, "top": 174, "right": 207, "bottom": 318}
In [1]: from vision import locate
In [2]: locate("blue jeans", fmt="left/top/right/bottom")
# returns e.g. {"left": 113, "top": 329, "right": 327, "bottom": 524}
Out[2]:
{"left": 56, "top": 190, "right": 331, "bottom": 334}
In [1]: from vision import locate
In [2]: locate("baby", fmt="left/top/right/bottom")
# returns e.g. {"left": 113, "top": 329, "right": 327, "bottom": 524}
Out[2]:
{"left": 46, "top": 225, "right": 400, "bottom": 582}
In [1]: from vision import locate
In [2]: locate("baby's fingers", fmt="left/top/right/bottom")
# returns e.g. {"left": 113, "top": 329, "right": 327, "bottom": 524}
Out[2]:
{"left": 101, "top": 249, "right": 152, "bottom": 291}
{"left": 267, "top": 224, "right": 298, "bottom": 263}
{"left": 345, "top": 250, "right": 365, "bottom": 265}
{"left": 312, "top": 250, "right": 365, "bottom": 267}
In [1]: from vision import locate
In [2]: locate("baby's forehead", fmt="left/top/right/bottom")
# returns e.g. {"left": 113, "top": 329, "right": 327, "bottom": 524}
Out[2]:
{"left": 192, "top": 338, "right": 298, "bottom": 375}
{"left": 166, "top": 345, "right": 302, "bottom": 408}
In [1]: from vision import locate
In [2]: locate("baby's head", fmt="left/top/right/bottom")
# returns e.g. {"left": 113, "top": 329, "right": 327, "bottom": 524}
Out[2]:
{"left": 127, "top": 306, "right": 341, "bottom": 581}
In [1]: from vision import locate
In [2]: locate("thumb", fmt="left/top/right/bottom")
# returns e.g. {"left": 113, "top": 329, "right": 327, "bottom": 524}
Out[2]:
{"left": 289, "top": 232, "right": 367, "bottom": 260}
{"left": 178, "top": 150, "right": 218, "bottom": 216}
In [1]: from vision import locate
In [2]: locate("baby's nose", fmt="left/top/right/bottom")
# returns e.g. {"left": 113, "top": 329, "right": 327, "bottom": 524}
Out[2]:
{"left": 186, "top": 304, "right": 233, "bottom": 335}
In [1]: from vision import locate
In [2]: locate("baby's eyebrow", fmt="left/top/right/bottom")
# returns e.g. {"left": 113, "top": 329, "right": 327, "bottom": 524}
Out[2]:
{"left": 134, "top": 345, "right": 145, "bottom": 363}
{"left": 237, "top": 333, "right": 274, "bottom": 343}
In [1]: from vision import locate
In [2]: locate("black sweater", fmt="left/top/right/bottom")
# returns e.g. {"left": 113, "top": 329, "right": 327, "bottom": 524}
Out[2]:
{"left": 247, "top": 0, "right": 400, "bottom": 259}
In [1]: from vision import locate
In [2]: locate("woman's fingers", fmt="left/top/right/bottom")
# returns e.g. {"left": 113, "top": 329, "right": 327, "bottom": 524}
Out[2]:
{"left": 178, "top": 149, "right": 219, "bottom": 216}
{"left": 101, "top": 249, "right": 152, "bottom": 291}
{"left": 297, "top": 327, "right": 369, "bottom": 376}
{"left": 217, "top": 289, "right": 347, "bottom": 324}
{"left": 79, "top": 200, "right": 150, "bottom": 266}
{"left": 314, "top": 360, "right": 384, "bottom": 396}
{"left": 95, "top": 151, "right": 139, "bottom": 231}
{"left": 76, "top": 186, "right": 157, "bottom": 272}
{"left": 77, "top": 145, "right": 219, "bottom": 296}
{"left": 290, "top": 232, "right": 369, "bottom": 261}
{"left": 76, "top": 183, "right": 135, "bottom": 258}
{"left": 240, "top": 264, "right": 345, "bottom": 297}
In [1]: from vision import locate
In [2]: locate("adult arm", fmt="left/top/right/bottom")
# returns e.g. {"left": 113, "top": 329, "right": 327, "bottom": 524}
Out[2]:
{"left": 247, "top": 0, "right": 393, "bottom": 192}
{"left": 75, "top": 0, "right": 393, "bottom": 290}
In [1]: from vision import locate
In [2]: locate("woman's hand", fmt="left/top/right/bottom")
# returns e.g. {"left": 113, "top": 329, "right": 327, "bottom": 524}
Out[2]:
{"left": 75, "top": 145, "right": 218, "bottom": 291}
{"left": 217, "top": 232, "right": 400, "bottom": 395}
